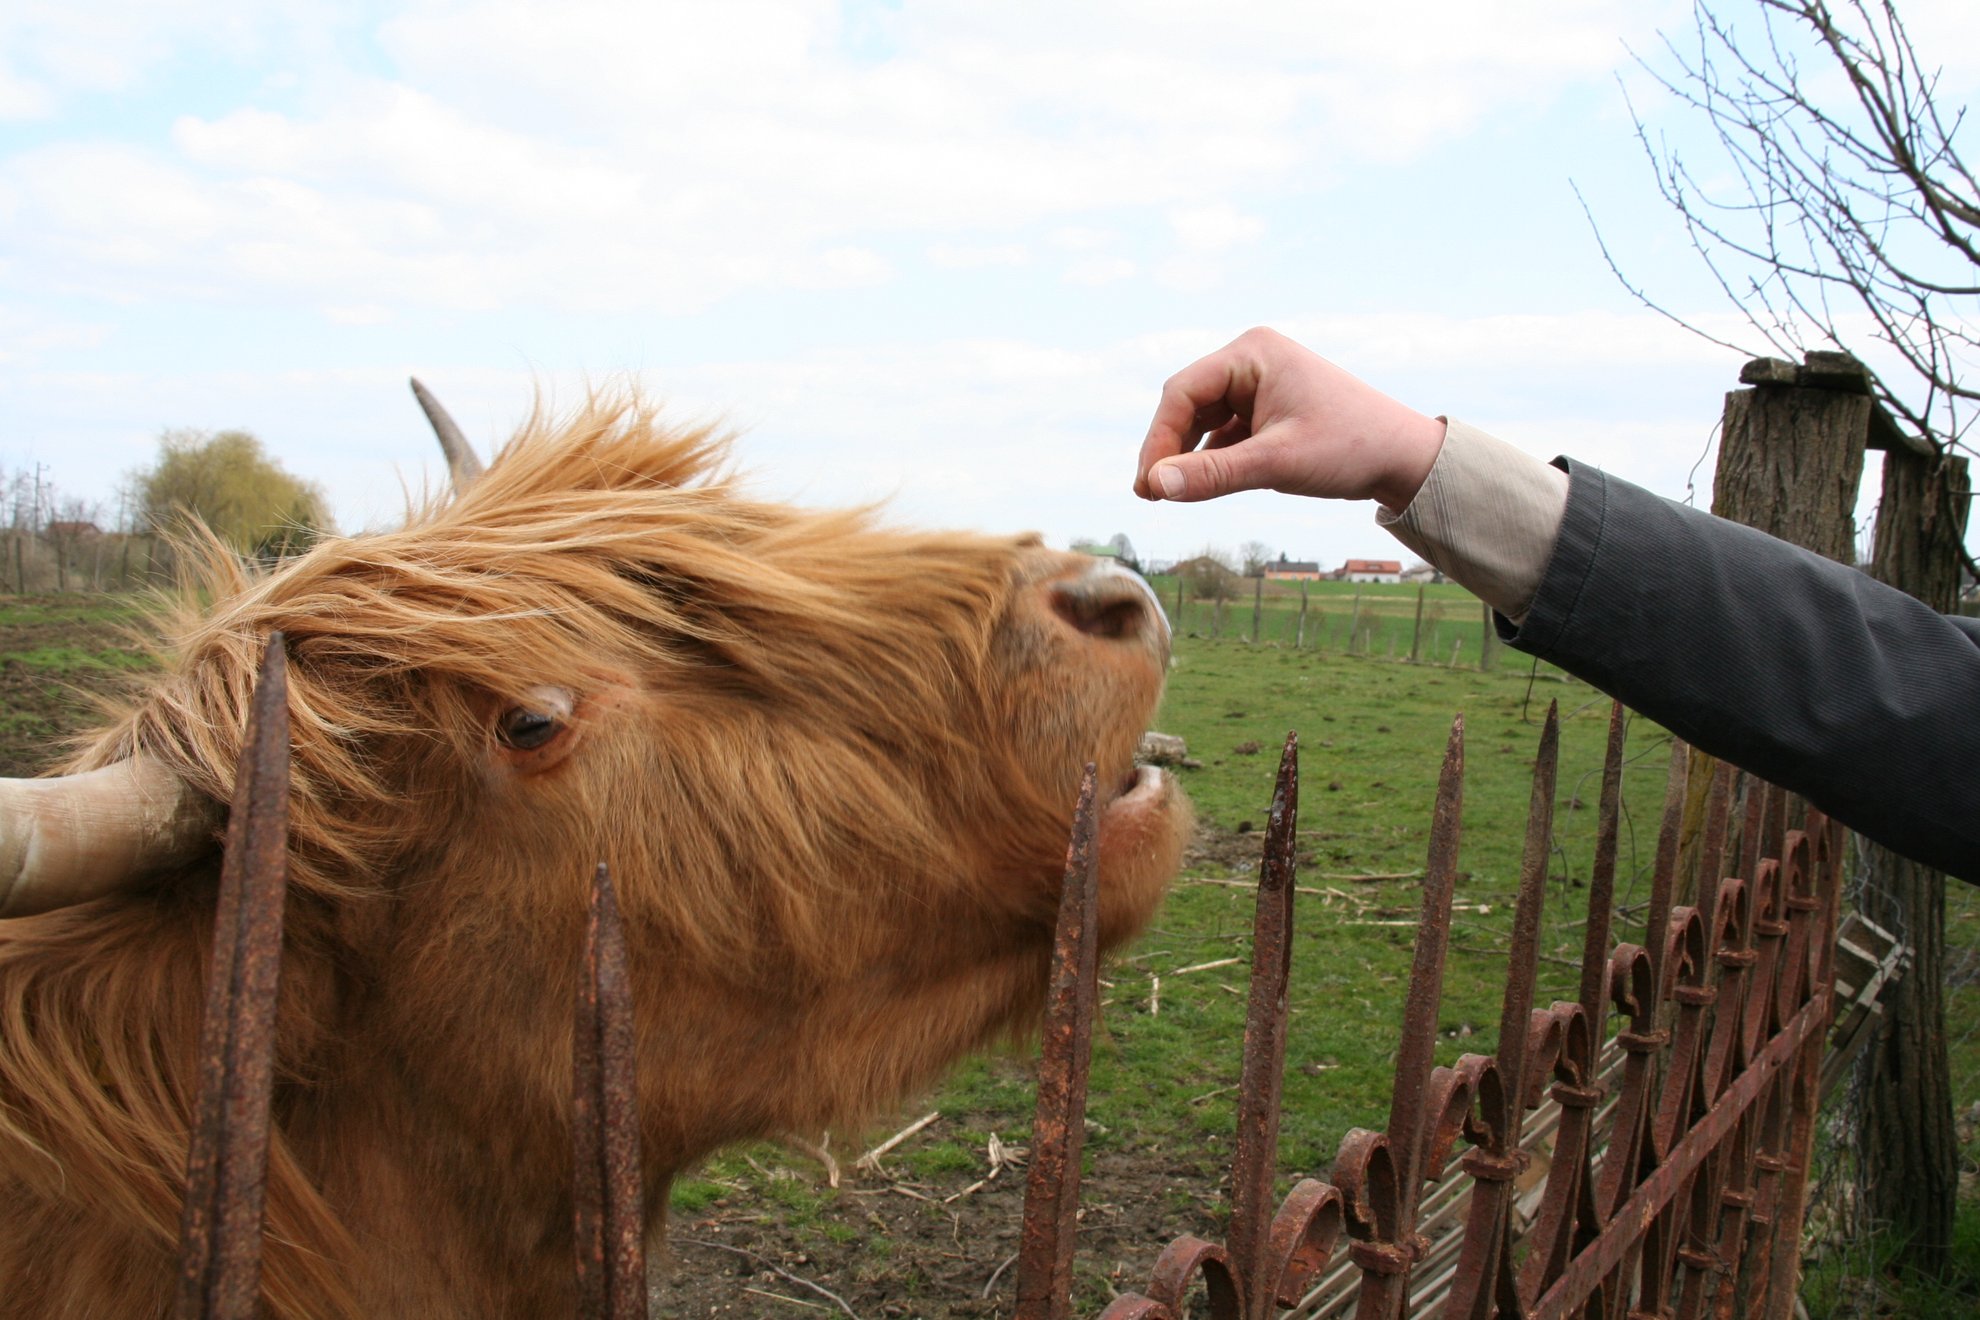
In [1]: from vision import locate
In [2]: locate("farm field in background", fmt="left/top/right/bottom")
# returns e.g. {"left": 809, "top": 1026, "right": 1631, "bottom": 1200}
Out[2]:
{"left": 4, "top": 593, "right": 1976, "bottom": 1316}
{"left": 1143, "top": 575, "right": 1504, "bottom": 669}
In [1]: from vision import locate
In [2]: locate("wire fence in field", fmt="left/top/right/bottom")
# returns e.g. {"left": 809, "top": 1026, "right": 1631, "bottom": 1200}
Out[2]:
{"left": 1148, "top": 576, "right": 1505, "bottom": 670}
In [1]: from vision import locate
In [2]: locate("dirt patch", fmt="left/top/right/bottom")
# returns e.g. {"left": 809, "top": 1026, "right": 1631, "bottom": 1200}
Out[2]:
{"left": 0, "top": 597, "right": 149, "bottom": 776}
{"left": 652, "top": 1140, "right": 1228, "bottom": 1317}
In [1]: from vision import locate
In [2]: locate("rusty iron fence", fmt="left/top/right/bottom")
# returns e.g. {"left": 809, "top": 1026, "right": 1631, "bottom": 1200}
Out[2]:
{"left": 1014, "top": 701, "right": 1850, "bottom": 1320}
{"left": 174, "top": 639, "right": 1861, "bottom": 1319}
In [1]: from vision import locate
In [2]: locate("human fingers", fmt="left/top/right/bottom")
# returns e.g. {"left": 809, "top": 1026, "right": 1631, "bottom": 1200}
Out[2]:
{"left": 1141, "top": 420, "right": 1302, "bottom": 503}
{"left": 1134, "top": 348, "right": 1258, "bottom": 498}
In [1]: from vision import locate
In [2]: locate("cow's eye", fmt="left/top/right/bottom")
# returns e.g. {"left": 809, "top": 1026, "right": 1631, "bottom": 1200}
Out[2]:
{"left": 497, "top": 705, "right": 564, "bottom": 750}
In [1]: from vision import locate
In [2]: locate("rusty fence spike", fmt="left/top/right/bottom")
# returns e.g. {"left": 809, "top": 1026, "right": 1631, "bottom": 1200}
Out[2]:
{"left": 1519, "top": 700, "right": 1626, "bottom": 1302}
{"left": 1388, "top": 714, "right": 1466, "bottom": 1220}
{"left": 572, "top": 862, "right": 648, "bottom": 1320}
{"left": 1444, "top": 700, "right": 1559, "bottom": 1318}
{"left": 1015, "top": 764, "right": 1103, "bottom": 1320}
{"left": 175, "top": 634, "right": 291, "bottom": 1320}
{"left": 1227, "top": 733, "right": 1300, "bottom": 1319}
{"left": 1643, "top": 736, "right": 1689, "bottom": 1003}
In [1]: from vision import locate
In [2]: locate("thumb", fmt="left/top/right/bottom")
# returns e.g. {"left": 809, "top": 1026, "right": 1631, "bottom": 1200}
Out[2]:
{"left": 1147, "top": 444, "right": 1269, "bottom": 503}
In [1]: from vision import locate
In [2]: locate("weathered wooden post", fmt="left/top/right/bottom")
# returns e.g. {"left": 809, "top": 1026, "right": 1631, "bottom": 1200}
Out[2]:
{"left": 1347, "top": 584, "right": 1363, "bottom": 655}
{"left": 1296, "top": 581, "right": 1309, "bottom": 649}
{"left": 1678, "top": 353, "right": 1871, "bottom": 898}
{"left": 1250, "top": 575, "right": 1263, "bottom": 643}
{"left": 1860, "top": 415, "right": 1968, "bottom": 1272}
{"left": 1408, "top": 582, "right": 1427, "bottom": 662}
{"left": 1478, "top": 600, "right": 1495, "bottom": 671}
{"left": 1704, "top": 350, "right": 1958, "bottom": 1276}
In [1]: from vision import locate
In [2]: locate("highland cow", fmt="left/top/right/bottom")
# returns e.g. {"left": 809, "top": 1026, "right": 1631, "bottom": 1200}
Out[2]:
{"left": 0, "top": 395, "right": 1189, "bottom": 1316}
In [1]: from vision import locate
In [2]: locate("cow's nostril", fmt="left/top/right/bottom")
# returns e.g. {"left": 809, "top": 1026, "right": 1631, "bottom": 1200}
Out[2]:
{"left": 1050, "top": 563, "right": 1169, "bottom": 646}
{"left": 1052, "top": 588, "right": 1143, "bottom": 638}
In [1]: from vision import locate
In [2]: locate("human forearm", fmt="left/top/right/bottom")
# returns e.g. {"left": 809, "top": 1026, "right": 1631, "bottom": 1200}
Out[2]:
{"left": 1509, "top": 462, "right": 1980, "bottom": 882}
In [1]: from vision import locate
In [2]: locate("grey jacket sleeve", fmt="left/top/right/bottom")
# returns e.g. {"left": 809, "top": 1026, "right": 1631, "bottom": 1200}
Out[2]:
{"left": 1501, "top": 459, "right": 1980, "bottom": 884}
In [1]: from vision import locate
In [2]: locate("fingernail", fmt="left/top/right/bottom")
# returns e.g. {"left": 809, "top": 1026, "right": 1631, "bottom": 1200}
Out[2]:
{"left": 1155, "top": 465, "right": 1184, "bottom": 499}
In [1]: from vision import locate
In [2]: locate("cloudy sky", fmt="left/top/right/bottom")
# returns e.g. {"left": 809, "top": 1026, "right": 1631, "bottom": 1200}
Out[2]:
{"left": 5, "top": 0, "right": 1976, "bottom": 570}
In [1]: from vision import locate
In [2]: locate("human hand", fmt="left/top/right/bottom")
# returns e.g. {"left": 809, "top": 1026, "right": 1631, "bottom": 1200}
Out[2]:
{"left": 1134, "top": 327, "right": 1447, "bottom": 511}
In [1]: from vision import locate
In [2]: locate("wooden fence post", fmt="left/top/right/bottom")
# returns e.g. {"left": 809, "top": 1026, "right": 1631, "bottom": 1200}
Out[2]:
{"left": 1858, "top": 435, "right": 1969, "bottom": 1272}
{"left": 1678, "top": 353, "right": 1871, "bottom": 900}
{"left": 1408, "top": 583, "right": 1427, "bottom": 662}
{"left": 1703, "top": 350, "right": 1960, "bottom": 1278}
{"left": 1347, "top": 584, "right": 1363, "bottom": 655}
{"left": 1296, "top": 582, "right": 1309, "bottom": 649}
{"left": 1251, "top": 575, "right": 1263, "bottom": 643}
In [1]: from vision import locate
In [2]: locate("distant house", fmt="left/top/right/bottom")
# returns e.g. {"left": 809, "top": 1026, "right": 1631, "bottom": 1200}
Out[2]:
{"left": 1262, "top": 553, "right": 1322, "bottom": 581}
{"left": 1401, "top": 562, "right": 1445, "bottom": 584}
{"left": 47, "top": 520, "right": 102, "bottom": 539}
{"left": 1071, "top": 533, "right": 1140, "bottom": 572}
{"left": 1341, "top": 558, "right": 1403, "bottom": 583}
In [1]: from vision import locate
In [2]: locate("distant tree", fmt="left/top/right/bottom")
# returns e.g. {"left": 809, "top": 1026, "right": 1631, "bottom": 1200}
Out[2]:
{"left": 1239, "top": 541, "right": 1276, "bottom": 576}
{"left": 137, "top": 429, "right": 332, "bottom": 559}
{"left": 1106, "top": 533, "right": 1140, "bottom": 571}
{"left": 1182, "top": 546, "right": 1239, "bottom": 602}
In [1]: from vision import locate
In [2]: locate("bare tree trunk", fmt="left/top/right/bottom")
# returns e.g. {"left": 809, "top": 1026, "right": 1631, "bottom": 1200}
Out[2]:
{"left": 1857, "top": 444, "right": 1968, "bottom": 1274}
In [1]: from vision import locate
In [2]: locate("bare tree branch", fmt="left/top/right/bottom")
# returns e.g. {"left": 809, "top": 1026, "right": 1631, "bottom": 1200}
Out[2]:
{"left": 1598, "top": 0, "right": 1977, "bottom": 460}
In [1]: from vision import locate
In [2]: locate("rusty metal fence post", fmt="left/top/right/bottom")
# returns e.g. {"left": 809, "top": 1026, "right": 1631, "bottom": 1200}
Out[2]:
{"left": 176, "top": 635, "right": 292, "bottom": 1320}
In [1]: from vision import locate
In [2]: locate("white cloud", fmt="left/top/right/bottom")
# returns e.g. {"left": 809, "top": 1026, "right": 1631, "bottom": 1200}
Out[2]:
{"left": 927, "top": 242, "right": 1029, "bottom": 269}
{"left": 0, "top": 0, "right": 1689, "bottom": 313}
{"left": 1064, "top": 257, "right": 1136, "bottom": 287}
{"left": 1169, "top": 205, "right": 1264, "bottom": 252}
{"left": 322, "top": 304, "right": 393, "bottom": 325}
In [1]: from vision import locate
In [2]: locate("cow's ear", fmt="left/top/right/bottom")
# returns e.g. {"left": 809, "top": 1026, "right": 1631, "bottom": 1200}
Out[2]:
{"left": 493, "top": 685, "right": 580, "bottom": 774}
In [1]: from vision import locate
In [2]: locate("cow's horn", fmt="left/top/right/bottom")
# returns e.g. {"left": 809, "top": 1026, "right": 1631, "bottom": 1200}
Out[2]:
{"left": 0, "top": 757, "right": 219, "bottom": 917}
{"left": 410, "top": 377, "right": 486, "bottom": 495}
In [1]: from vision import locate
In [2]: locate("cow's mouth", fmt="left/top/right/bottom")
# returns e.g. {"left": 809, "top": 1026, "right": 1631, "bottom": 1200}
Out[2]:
{"left": 1109, "top": 763, "right": 1166, "bottom": 805}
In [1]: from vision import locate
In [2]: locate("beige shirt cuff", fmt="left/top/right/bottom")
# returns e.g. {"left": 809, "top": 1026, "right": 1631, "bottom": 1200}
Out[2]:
{"left": 1376, "top": 418, "right": 1570, "bottom": 623}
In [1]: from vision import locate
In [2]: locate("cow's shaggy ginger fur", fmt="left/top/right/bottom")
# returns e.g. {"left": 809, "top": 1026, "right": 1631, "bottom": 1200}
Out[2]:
{"left": 0, "top": 400, "right": 1188, "bottom": 1316}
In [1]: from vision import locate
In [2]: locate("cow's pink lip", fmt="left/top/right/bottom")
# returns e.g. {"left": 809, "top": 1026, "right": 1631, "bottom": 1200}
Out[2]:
{"left": 1112, "top": 763, "right": 1166, "bottom": 804}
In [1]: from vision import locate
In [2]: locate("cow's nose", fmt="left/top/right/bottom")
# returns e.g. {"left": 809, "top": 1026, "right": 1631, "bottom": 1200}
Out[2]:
{"left": 1049, "top": 560, "right": 1171, "bottom": 654}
